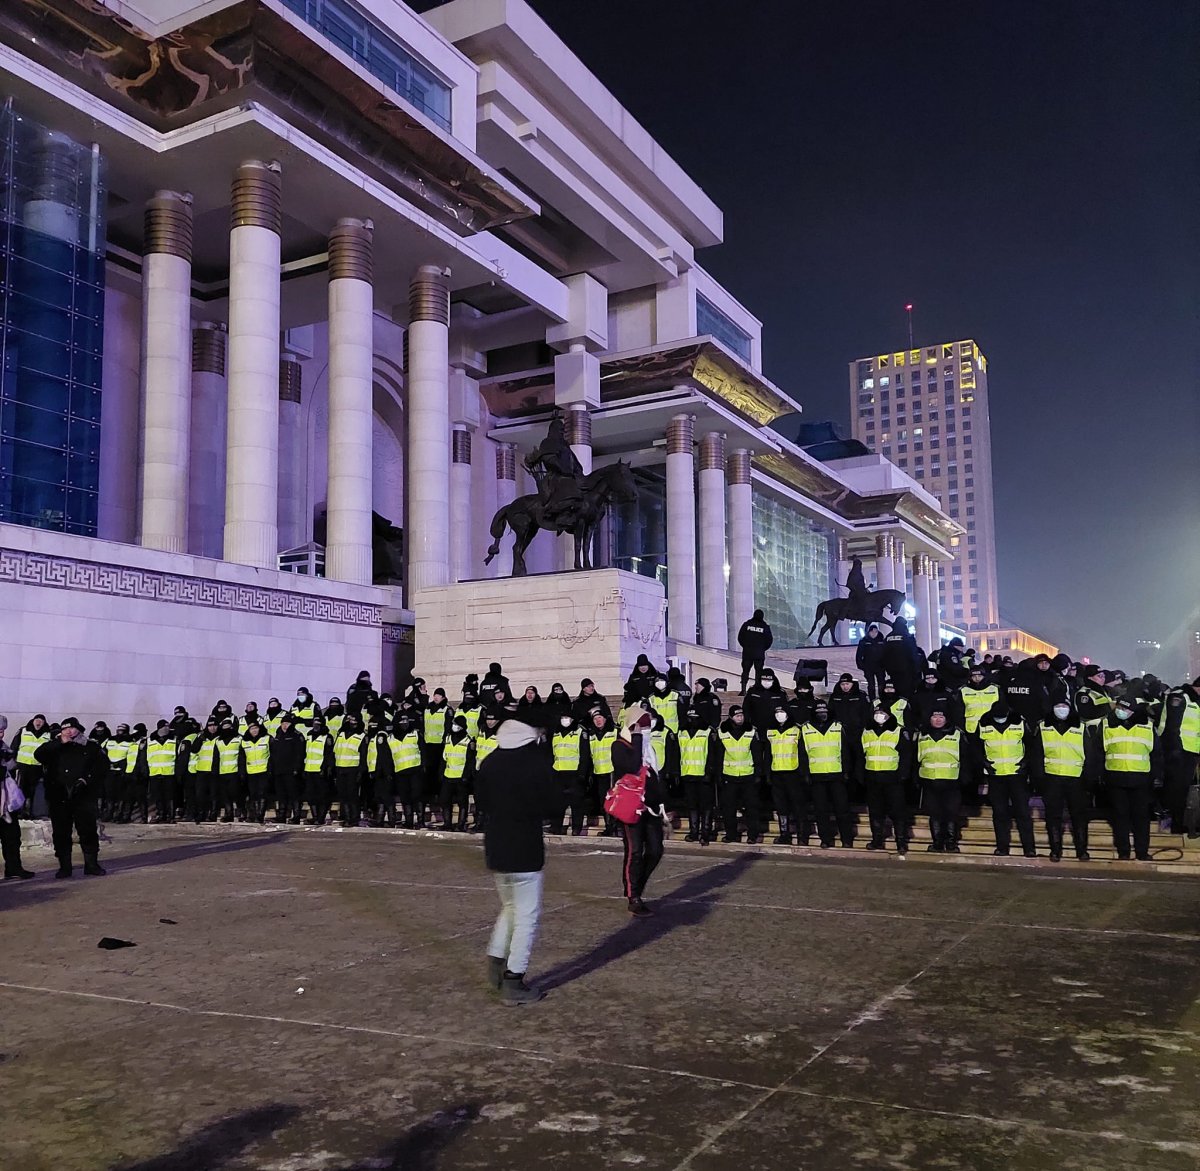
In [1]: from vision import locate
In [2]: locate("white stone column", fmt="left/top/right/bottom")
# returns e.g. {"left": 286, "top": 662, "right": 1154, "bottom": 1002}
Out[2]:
{"left": 491, "top": 442, "right": 517, "bottom": 578}
{"left": 727, "top": 447, "right": 754, "bottom": 649}
{"left": 406, "top": 264, "right": 451, "bottom": 594}
{"left": 558, "top": 403, "right": 593, "bottom": 570}
{"left": 139, "top": 191, "right": 193, "bottom": 552}
{"left": 325, "top": 218, "right": 375, "bottom": 586}
{"left": 834, "top": 536, "right": 852, "bottom": 645}
{"left": 893, "top": 537, "right": 907, "bottom": 601}
{"left": 928, "top": 556, "right": 943, "bottom": 648}
{"left": 912, "top": 554, "right": 932, "bottom": 652}
{"left": 665, "top": 413, "right": 697, "bottom": 643}
{"left": 698, "top": 432, "right": 728, "bottom": 649}
{"left": 277, "top": 354, "right": 305, "bottom": 553}
{"left": 451, "top": 425, "right": 473, "bottom": 582}
{"left": 224, "top": 160, "right": 281, "bottom": 568}
{"left": 874, "top": 533, "right": 895, "bottom": 591}
{"left": 188, "top": 324, "right": 226, "bottom": 559}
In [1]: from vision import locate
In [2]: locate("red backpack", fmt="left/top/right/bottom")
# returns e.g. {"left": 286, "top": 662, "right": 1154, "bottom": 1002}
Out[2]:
{"left": 604, "top": 765, "right": 648, "bottom": 824}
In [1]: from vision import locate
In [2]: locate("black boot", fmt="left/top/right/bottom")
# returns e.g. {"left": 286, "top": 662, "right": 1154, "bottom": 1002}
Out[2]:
{"left": 56, "top": 856, "right": 73, "bottom": 879}
{"left": 1047, "top": 824, "right": 1063, "bottom": 862}
{"left": 83, "top": 853, "right": 106, "bottom": 876}
{"left": 1071, "top": 818, "right": 1090, "bottom": 861}
{"left": 685, "top": 808, "right": 700, "bottom": 842}
{"left": 866, "top": 817, "right": 886, "bottom": 850}
{"left": 927, "top": 821, "right": 944, "bottom": 852}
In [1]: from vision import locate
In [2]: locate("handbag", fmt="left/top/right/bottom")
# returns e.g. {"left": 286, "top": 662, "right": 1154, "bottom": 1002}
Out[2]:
{"left": 603, "top": 765, "right": 648, "bottom": 824}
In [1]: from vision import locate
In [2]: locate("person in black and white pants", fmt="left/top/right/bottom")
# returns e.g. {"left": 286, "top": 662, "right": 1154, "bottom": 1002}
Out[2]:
{"left": 613, "top": 709, "right": 668, "bottom": 917}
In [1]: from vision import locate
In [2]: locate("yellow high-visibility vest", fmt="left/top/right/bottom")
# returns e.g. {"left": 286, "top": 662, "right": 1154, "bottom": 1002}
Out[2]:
{"left": 589, "top": 730, "right": 617, "bottom": 774}
{"left": 917, "top": 730, "right": 961, "bottom": 781}
{"left": 803, "top": 724, "right": 844, "bottom": 775}
{"left": 325, "top": 713, "right": 344, "bottom": 737}
{"left": 424, "top": 708, "right": 448, "bottom": 745}
{"left": 475, "top": 734, "right": 498, "bottom": 765}
{"left": 126, "top": 742, "right": 143, "bottom": 774}
{"left": 105, "top": 739, "right": 130, "bottom": 767}
{"left": 766, "top": 726, "right": 801, "bottom": 772}
{"left": 304, "top": 735, "right": 329, "bottom": 773}
{"left": 1040, "top": 725, "right": 1085, "bottom": 777}
{"left": 650, "top": 692, "right": 679, "bottom": 733}
{"left": 146, "top": 739, "right": 176, "bottom": 776}
{"left": 678, "top": 730, "right": 711, "bottom": 777}
{"left": 443, "top": 738, "right": 470, "bottom": 780}
{"left": 552, "top": 729, "right": 583, "bottom": 772}
{"left": 191, "top": 738, "right": 218, "bottom": 773}
{"left": 462, "top": 707, "right": 482, "bottom": 738}
{"left": 1102, "top": 723, "right": 1153, "bottom": 773}
{"left": 334, "top": 733, "right": 364, "bottom": 769}
{"left": 649, "top": 729, "right": 670, "bottom": 767}
{"left": 862, "top": 727, "right": 902, "bottom": 772}
{"left": 392, "top": 733, "right": 422, "bottom": 771}
{"left": 217, "top": 738, "right": 242, "bottom": 775}
{"left": 718, "top": 730, "right": 755, "bottom": 777}
{"left": 979, "top": 722, "right": 1025, "bottom": 776}
{"left": 263, "top": 714, "right": 283, "bottom": 736}
{"left": 961, "top": 686, "right": 1000, "bottom": 733}
{"left": 1162, "top": 693, "right": 1200, "bottom": 754}
{"left": 15, "top": 730, "right": 49, "bottom": 766}
{"left": 243, "top": 739, "right": 270, "bottom": 775}
{"left": 291, "top": 703, "right": 316, "bottom": 722}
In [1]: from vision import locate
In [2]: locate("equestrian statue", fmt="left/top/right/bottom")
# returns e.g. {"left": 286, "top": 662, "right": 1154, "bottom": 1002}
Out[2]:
{"left": 484, "top": 413, "right": 639, "bottom": 576}
{"left": 807, "top": 555, "right": 905, "bottom": 646}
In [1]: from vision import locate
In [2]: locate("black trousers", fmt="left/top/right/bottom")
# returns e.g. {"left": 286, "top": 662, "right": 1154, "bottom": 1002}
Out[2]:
{"left": 17, "top": 765, "right": 44, "bottom": 816}
{"left": 1042, "top": 774, "right": 1090, "bottom": 854}
{"left": 275, "top": 769, "right": 302, "bottom": 821}
{"left": 1, "top": 815, "right": 25, "bottom": 873}
{"left": 554, "top": 769, "right": 587, "bottom": 834}
{"left": 682, "top": 777, "right": 714, "bottom": 837}
{"left": 621, "top": 813, "right": 664, "bottom": 899}
{"left": 147, "top": 772, "right": 177, "bottom": 818}
{"left": 863, "top": 669, "right": 886, "bottom": 705}
{"left": 922, "top": 780, "right": 961, "bottom": 845}
{"left": 47, "top": 787, "right": 100, "bottom": 862}
{"left": 1164, "top": 751, "right": 1198, "bottom": 830}
{"left": 421, "top": 746, "right": 444, "bottom": 809}
{"left": 810, "top": 774, "right": 855, "bottom": 846}
{"left": 186, "top": 770, "right": 214, "bottom": 821}
{"left": 304, "top": 770, "right": 330, "bottom": 821}
{"left": 865, "top": 772, "right": 908, "bottom": 843}
{"left": 988, "top": 774, "right": 1035, "bottom": 852}
{"left": 719, "top": 776, "right": 760, "bottom": 840}
{"left": 740, "top": 653, "right": 765, "bottom": 692}
{"left": 1108, "top": 780, "right": 1152, "bottom": 859}
{"left": 334, "top": 768, "right": 361, "bottom": 825}
{"left": 769, "top": 770, "right": 807, "bottom": 840}
{"left": 103, "top": 763, "right": 124, "bottom": 812}
{"left": 215, "top": 771, "right": 241, "bottom": 819}
{"left": 440, "top": 778, "right": 472, "bottom": 828}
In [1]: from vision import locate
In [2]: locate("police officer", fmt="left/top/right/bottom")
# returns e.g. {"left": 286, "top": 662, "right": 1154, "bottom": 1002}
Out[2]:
{"left": 1159, "top": 679, "right": 1200, "bottom": 836}
{"left": 588, "top": 711, "right": 619, "bottom": 836}
{"left": 332, "top": 713, "right": 367, "bottom": 827}
{"left": 12, "top": 714, "right": 51, "bottom": 815}
{"left": 142, "top": 720, "right": 179, "bottom": 824}
{"left": 915, "top": 709, "right": 965, "bottom": 853}
{"left": 677, "top": 709, "right": 715, "bottom": 843}
{"left": 441, "top": 715, "right": 476, "bottom": 832}
{"left": 271, "top": 712, "right": 305, "bottom": 824}
{"left": 214, "top": 718, "right": 243, "bottom": 822}
{"left": 422, "top": 688, "right": 453, "bottom": 826}
{"left": 765, "top": 704, "right": 805, "bottom": 846}
{"left": 649, "top": 676, "right": 682, "bottom": 734}
{"left": 240, "top": 720, "right": 272, "bottom": 824}
{"left": 716, "top": 706, "right": 760, "bottom": 843}
{"left": 100, "top": 723, "right": 132, "bottom": 820}
{"left": 800, "top": 698, "right": 856, "bottom": 849}
{"left": 366, "top": 719, "right": 400, "bottom": 827}
{"left": 390, "top": 712, "right": 426, "bottom": 828}
{"left": 1031, "top": 699, "right": 1095, "bottom": 861}
{"left": 35, "top": 718, "right": 106, "bottom": 878}
{"left": 551, "top": 712, "right": 591, "bottom": 836}
{"left": 690, "top": 678, "right": 722, "bottom": 730}
{"left": 572, "top": 678, "right": 612, "bottom": 725}
{"left": 736, "top": 609, "right": 773, "bottom": 694}
{"left": 974, "top": 702, "right": 1037, "bottom": 857}
{"left": 302, "top": 716, "right": 334, "bottom": 825}
{"left": 1090, "top": 696, "right": 1160, "bottom": 861}
{"left": 882, "top": 615, "right": 924, "bottom": 699}
{"left": 859, "top": 704, "right": 911, "bottom": 854}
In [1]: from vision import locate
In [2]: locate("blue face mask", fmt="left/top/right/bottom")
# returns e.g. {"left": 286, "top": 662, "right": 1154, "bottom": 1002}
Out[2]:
{"left": 1115, "top": 707, "right": 1133, "bottom": 721}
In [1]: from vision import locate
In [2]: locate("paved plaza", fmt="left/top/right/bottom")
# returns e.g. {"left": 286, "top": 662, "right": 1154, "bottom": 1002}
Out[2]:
{"left": 3, "top": 826, "right": 1199, "bottom": 1171}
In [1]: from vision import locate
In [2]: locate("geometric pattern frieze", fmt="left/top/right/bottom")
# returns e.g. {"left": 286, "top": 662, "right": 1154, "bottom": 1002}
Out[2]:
{"left": 0, "top": 548, "right": 382, "bottom": 628}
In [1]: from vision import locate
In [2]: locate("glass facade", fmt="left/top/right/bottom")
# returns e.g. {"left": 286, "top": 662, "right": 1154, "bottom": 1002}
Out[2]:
{"left": 282, "top": 0, "right": 452, "bottom": 131}
{"left": 696, "top": 293, "right": 752, "bottom": 362}
{"left": 0, "top": 107, "right": 106, "bottom": 535}
{"left": 610, "top": 466, "right": 667, "bottom": 586}
{"left": 752, "top": 489, "right": 835, "bottom": 648}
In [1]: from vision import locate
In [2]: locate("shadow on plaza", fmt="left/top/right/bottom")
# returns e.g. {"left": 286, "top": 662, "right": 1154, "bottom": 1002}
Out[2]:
{"left": 0, "top": 830, "right": 288, "bottom": 912}
{"left": 108, "top": 1100, "right": 482, "bottom": 1171}
{"left": 536, "top": 851, "right": 758, "bottom": 993}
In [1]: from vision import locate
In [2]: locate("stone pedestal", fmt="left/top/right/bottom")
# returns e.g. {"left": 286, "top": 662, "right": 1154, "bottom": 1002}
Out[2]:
{"left": 413, "top": 568, "right": 666, "bottom": 697}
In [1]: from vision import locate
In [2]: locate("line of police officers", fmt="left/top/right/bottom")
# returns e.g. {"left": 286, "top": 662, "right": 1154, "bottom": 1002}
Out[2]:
{"left": 6, "top": 652, "right": 1198, "bottom": 873}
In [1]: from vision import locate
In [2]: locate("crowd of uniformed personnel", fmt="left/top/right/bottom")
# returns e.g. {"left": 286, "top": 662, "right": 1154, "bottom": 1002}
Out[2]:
{"left": 2, "top": 639, "right": 1198, "bottom": 880}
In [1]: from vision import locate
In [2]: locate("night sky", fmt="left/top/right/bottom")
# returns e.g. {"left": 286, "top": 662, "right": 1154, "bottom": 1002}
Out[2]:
{"left": 424, "top": 0, "right": 1200, "bottom": 676}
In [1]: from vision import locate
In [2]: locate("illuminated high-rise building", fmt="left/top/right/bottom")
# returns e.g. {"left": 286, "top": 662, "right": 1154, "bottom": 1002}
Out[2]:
{"left": 848, "top": 340, "right": 999, "bottom": 632}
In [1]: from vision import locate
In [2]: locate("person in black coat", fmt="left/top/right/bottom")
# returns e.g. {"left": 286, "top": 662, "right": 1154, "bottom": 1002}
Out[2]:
{"left": 736, "top": 609, "right": 774, "bottom": 693}
{"left": 855, "top": 624, "right": 888, "bottom": 703}
{"left": 912, "top": 668, "right": 966, "bottom": 731}
{"left": 744, "top": 668, "right": 788, "bottom": 734}
{"left": 611, "top": 709, "right": 668, "bottom": 917}
{"left": 689, "top": 678, "right": 722, "bottom": 730}
{"left": 572, "top": 678, "right": 613, "bottom": 725}
{"left": 623, "top": 654, "right": 660, "bottom": 702}
{"left": 272, "top": 713, "right": 307, "bottom": 824}
{"left": 478, "top": 662, "right": 511, "bottom": 708}
{"left": 475, "top": 716, "right": 562, "bottom": 1004}
{"left": 882, "top": 616, "right": 924, "bottom": 698}
{"left": 35, "top": 718, "right": 106, "bottom": 879}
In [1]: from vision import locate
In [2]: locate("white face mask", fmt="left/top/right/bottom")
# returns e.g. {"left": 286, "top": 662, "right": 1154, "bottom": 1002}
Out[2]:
{"left": 873, "top": 712, "right": 889, "bottom": 725}
{"left": 655, "top": 681, "right": 667, "bottom": 691}
{"left": 774, "top": 712, "right": 787, "bottom": 724}
{"left": 1053, "top": 704, "right": 1071, "bottom": 720}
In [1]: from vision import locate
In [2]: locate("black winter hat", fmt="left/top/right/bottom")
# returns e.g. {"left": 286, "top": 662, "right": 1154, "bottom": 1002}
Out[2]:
{"left": 580, "top": 678, "right": 594, "bottom": 688}
{"left": 838, "top": 672, "right": 854, "bottom": 683}
{"left": 156, "top": 719, "right": 170, "bottom": 730}
{"left": 61, "top": 716, "right": 84, "bottom": 732}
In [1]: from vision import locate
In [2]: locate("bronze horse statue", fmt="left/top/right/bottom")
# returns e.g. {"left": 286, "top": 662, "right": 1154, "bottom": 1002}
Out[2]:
{"left": 483, "top": 460, "right": 639, "bottom": 576}
{"left": 807, "top": 589, "right": 906, "bottom": 647}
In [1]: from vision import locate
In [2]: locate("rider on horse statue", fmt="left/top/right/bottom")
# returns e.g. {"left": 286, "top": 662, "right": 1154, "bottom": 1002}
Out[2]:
{"left": 524, "top": 411, "right": 584, "bottom": 527}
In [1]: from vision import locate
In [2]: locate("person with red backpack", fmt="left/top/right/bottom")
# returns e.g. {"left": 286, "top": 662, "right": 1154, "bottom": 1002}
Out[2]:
{"left": 608, "top": 708, "right": 668, "bottom": 917}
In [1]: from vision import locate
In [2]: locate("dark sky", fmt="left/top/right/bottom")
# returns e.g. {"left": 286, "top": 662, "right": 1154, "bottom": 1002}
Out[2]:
{"left": 426, "top": 0, "right": 1200, "bottom": 675}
